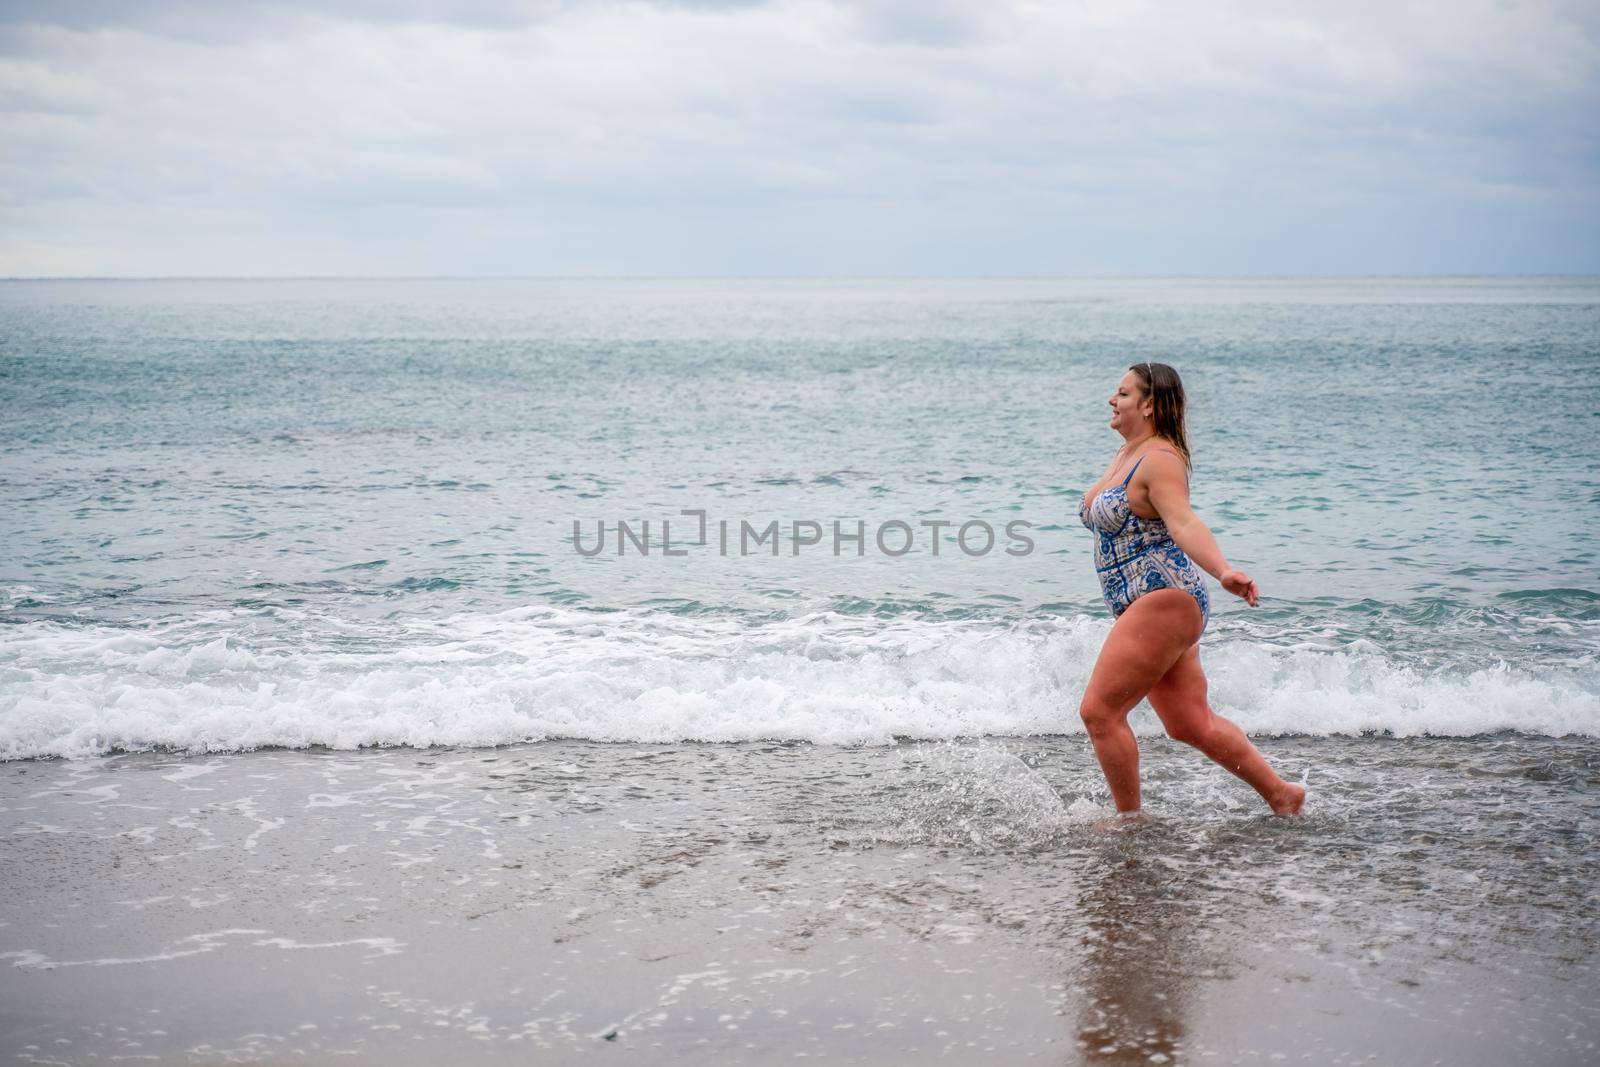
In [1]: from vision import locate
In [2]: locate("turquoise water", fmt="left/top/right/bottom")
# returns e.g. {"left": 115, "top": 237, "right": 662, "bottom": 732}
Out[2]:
{"left": 2, "top": 277, "right": 1598, "bottom": 754}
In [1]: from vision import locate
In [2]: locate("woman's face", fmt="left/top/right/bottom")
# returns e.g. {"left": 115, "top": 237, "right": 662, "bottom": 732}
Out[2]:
{"left": 1108, "top": 371, "right": 1152, "bottom": 433}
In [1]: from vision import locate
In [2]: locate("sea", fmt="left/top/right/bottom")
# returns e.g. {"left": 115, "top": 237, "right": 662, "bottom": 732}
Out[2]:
{"left": 3, "top": 276, "right": 1598, "bottom": 753}
{"left": 1, "top": 277, "right": 1597, "bottom": 1063}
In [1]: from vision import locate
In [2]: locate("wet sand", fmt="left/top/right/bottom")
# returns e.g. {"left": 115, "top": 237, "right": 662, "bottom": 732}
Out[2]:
{"left": 2, "top": 737, "right": 1597, "bottom": 1064}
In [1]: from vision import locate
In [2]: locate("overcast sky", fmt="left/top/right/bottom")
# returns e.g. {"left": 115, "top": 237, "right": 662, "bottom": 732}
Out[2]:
{"left": 1, "top": 0, "right": 1596, "bottom": 276}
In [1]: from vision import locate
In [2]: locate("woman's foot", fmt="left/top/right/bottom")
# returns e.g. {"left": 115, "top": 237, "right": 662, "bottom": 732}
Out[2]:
{"left": 1269, "top": 782, "right": 1307, "bottom": 816}
{"left": 1089, "top": 809, "right": 1147, "bottom": 834}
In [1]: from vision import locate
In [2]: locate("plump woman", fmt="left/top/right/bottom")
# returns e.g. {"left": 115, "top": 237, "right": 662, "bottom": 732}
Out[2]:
{"left": 1077, "top": 363, "right": 1305, "bottom": 815}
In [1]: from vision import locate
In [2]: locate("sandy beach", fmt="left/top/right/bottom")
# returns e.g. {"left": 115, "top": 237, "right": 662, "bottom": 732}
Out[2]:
{"left": 3, "top": 736, "right": 1595, "bottom": 1064}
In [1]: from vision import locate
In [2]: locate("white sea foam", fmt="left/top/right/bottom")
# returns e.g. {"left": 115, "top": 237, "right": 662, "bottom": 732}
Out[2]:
{"left": 1, "top": 606, "right": 1596, "bottom": 759}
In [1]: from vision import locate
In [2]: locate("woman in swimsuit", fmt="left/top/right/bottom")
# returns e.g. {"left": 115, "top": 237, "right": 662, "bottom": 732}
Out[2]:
{"left": 1078, "top": 362, "right": 1305, "bottom": 816}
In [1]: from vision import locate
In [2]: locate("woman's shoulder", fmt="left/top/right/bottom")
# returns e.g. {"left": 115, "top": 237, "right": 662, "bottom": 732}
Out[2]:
{"left": 1140, "top": 444, "right": 1188, "bottom": 469}
{"left": 1136, "top": 445, "right": 1190, "bottom": 484}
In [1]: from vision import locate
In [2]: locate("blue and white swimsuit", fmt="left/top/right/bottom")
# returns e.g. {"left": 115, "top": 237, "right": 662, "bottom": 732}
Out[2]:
{"left": 1078, "top": 453, "right": 1211, "bottom": 632}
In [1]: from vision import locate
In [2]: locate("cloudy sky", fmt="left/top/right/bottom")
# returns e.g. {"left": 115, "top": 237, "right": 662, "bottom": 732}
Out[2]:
{"left": 1, "top": 0, "right": 1596, "bottom": 276}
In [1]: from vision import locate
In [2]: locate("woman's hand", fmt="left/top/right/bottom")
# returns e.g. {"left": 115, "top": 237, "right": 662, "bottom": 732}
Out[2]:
{"left": 1220, "top": 569, "right": 1259, "bottom": 607}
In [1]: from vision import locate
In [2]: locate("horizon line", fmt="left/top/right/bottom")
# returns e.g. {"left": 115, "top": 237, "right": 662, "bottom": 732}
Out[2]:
{"left": 3, "top": 272, "right": 1598, "bottom": 283}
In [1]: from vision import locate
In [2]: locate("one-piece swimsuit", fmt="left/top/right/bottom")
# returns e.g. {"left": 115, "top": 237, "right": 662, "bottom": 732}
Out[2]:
{"left": 1078, "top": 450, "right": 1211, "bottom": 632}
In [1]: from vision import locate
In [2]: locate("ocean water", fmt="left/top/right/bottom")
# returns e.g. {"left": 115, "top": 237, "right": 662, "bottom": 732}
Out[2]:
{"left": 2, "top": 277, "right": 1598, "bottom": 756}
{"left": 4, "top": 278, "right": 1599, "bottom": 1063}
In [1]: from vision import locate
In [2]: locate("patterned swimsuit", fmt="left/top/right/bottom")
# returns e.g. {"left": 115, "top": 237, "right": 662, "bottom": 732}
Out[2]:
{"left": 1078, "top": 452, "right": 1211, "bottom": 632}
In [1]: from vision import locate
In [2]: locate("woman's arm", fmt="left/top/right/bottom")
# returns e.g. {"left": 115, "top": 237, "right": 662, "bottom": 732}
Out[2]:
{"left": 1141, "top": 452, "right": 1259, "bottom": 606}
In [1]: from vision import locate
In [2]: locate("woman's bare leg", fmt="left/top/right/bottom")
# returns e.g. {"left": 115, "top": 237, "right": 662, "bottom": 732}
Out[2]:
{"left": 1146, "top": 645, "right": 1305, "bottom": 815}
{"left": 1078, "top": 590, "right": 1205, "bottom": 812}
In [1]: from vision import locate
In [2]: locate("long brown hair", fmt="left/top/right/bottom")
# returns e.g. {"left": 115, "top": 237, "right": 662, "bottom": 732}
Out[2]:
{"left": 1128, "top": 361, "right": 1191, "bottom": 468}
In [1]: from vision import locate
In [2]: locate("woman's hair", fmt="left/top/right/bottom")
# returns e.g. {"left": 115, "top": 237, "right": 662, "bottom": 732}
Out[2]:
{"left": 1128, "top": 361, "right": 1191, "bottom": 468}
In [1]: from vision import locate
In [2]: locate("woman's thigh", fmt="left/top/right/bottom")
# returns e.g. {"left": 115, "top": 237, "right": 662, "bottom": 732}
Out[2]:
{"left": 1145, "top": 644, "right": 1211, "bottom": 737}
{"left": 1082, "top": 588, "right": 1204, "bottom": 715}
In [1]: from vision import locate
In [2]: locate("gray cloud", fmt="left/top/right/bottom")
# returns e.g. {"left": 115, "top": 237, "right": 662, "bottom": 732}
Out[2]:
{"left": 0, "top": 0, "right": 771, "bottom": 38}
{"left": 0, "top": 0, "right": 1595, "bottom": 275}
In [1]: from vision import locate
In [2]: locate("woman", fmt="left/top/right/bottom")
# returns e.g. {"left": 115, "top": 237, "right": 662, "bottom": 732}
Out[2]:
{"left": 1078, "top": 362, "right": 1305, "bottom": 816}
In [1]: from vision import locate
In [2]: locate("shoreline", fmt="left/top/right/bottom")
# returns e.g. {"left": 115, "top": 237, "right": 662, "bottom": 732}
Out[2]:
{"left": 4, "top": 736, "right": 1595, "bottom": 1063}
